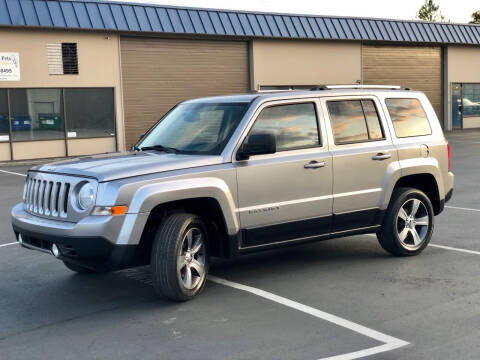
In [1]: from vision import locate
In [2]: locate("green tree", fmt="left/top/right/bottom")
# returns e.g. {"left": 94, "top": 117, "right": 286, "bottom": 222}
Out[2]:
{"left": 470, "top": 11, "right": 480, "bottom": 24}
{"left": 416, "top": 0, "right": 446, "bottom": 22}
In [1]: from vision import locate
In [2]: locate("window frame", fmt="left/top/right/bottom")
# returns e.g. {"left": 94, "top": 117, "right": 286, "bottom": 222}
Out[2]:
{"left": 238, "top": 100, "right": 323, "bottom": 156}
{"left": 326, "top": 98, "right": 386, "bottom": 146}
{"left": 385, "top": 97, "right": 432, "bottom": 139}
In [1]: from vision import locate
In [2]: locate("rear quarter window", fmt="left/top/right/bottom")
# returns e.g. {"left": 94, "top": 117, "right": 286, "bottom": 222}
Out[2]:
{"left": 385, "top": 98, "right": 432, "bottom": 138}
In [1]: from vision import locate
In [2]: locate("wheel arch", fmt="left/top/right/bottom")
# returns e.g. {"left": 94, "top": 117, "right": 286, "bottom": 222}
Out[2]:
{"left": 134, "top": 196, "right": 234, "bottom": 265}
{"left": 392, "top": 173, "right": 442, "bottom": 215}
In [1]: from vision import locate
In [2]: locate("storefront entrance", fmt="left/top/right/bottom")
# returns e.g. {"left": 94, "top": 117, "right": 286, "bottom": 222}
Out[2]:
{"left": 452, "top": 83, "right": 480, "bottom": 129}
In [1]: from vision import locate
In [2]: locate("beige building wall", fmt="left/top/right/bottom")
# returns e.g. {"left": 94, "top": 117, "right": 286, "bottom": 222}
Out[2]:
{"left": 447, "top": 46, "right": 480, "bottom": 130}
{"left": 0, "top": 143, "right": 10, "bottom": 161}
{"left": 0, "top": 28, "right": 123, "bottom": 160}
{"left": 67, "top": 137, "right": 116, "bottom": 156}
{"left": 251, "top": 40, "right": 362, "bottom": 89}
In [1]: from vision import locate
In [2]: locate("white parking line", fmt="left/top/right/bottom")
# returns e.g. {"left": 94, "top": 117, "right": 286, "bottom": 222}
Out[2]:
{"left": 209, "top": 275, "right": 409, "bottom": 360}
{"left": 429, "top": 243, "right": 480, "bottom": 255}
{"left": 445, "top": 205, "right": 480, "bottom": 212}
{"left": 0, "top": 169, "right": 27, "bottom": 177}
{"left": 0, "top": 242, "right": 18, "bottom": 248}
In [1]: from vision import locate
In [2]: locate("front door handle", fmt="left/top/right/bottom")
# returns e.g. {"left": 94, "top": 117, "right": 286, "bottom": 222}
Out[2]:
{"left": 304, "top": 160, "right": 326, "bottom": 169}
{"left": 372, "top": 153, "right": 392, "bottom": 161}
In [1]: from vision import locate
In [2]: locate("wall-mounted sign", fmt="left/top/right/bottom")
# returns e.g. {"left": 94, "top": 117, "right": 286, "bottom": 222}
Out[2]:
{"left": 0, "top": 53, "right": 20, "bottom": 81}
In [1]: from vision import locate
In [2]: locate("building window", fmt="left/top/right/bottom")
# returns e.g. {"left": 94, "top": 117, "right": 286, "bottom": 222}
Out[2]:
{"left": 9, "top": 88, "right": 65, "bottom": 141}
{"left": 250, "top": 103, "right": 320, "bottom": 151}
{"left": 327, "top": 100, "right": 385, "bottom": 144}
{"left": 65, "top": 88, "right": 115, "bottom": 138}
{"left": 385, "top": 98, "right": 431, "bottom": 138}
{"left": 0, "top": 89, "right": 8, "bottom": 141}
{"left": 462, "top": 84, "right": 480, "bottom": 117}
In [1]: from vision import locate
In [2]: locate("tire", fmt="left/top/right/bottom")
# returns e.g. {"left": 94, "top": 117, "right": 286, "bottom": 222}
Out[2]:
{"left": 151, "top": 213, "right": 209, "bottom": 301}
{"left": 63, "top": 261, "right": 96, "bottom": 274}
{"left": 377, "top": 187, "right": 434, "bottom": 256}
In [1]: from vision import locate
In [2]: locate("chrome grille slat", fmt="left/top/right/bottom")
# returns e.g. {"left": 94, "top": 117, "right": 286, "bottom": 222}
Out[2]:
{"left": 28, "top": 179, "right": 35, "bottom": 211}
{"left": 38, "top": 181, "right": 45, "bottom": 214}
{"left": 25, "top": 178, "right": 32, "bottom": 206}
{"left": 44, "top": 181, "right": 53, "bottom": 215}
{"left": 33, "top": 180, "right": 40, "bottom": 212}
{"left": 58, "top": 183, "right": 66, "bottom": 217}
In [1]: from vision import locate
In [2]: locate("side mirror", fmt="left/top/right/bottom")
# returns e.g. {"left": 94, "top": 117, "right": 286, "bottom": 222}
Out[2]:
{"left": 237, "top": 133, "right": 276, "bottom": 161}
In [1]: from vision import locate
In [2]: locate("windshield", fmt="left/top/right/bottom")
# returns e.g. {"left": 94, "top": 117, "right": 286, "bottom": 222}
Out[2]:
{"left": 136, "top": 102, "right": 250, "bottom": 155}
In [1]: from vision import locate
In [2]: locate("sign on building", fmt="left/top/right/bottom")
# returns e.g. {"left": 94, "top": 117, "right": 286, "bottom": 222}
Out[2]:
{"left": 0, "top": 53, "right": 20, "bottom": 81}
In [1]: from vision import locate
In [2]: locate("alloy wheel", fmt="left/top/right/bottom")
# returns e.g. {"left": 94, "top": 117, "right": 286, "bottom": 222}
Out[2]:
{"left": 396, "top": 198, "right": 430, "bottom": 250}
{"left": 177, "top": 227, "right": 206, "bottom": 290}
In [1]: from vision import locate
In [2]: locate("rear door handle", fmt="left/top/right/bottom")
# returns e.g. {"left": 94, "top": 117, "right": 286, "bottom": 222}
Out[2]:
{"left": 372, "top": 153, "right": 392, "bottom": 161}
{"left": 304, "top": 160, "right": 326, "bottom": 169}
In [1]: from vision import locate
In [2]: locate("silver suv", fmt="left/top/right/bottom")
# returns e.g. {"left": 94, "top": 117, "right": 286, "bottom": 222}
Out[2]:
{"left": 12, "top": 85, "right": 454, "bottom": 301}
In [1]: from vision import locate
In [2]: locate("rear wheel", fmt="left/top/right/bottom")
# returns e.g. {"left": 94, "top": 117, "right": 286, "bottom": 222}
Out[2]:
{"left": 62, "top": 261, "right": 96, "bottom": 274}
{"left": 377, "top": 187, "right": 434, "bottom": 256}
{"left": 151, "top": 213, "right": 209, "bottom": 301}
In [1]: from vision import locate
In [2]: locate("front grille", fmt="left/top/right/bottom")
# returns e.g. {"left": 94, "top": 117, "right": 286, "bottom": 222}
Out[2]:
{"left": 24, "top": 177, "right": 71, "bottom": 218}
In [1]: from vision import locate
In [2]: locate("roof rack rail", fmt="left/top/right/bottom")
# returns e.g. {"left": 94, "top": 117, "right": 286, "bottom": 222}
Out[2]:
{"left": 310, "top": 85, "right": 403, "bottom": 91}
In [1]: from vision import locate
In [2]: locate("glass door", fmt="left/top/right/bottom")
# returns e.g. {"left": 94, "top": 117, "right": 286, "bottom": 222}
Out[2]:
{"left": 451, "top": 83, "right": 462, "bottom": 129}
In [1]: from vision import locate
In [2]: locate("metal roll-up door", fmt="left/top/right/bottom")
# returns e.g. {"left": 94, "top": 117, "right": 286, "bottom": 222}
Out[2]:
{"left": 362, "top": 45, "right": 442, "bottom": 122}
{"left": 121, "top": 37, "right": 249, "bottom": 147}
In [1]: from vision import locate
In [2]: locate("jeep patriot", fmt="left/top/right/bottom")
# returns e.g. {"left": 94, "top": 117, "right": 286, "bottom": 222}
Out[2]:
{"left": 11, "top": 85, "right": 454, "bottom": 301}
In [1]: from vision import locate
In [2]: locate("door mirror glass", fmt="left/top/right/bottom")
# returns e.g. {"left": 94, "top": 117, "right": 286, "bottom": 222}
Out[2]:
{"left": 237, "top": 133, "right": 276, "bottom": 160}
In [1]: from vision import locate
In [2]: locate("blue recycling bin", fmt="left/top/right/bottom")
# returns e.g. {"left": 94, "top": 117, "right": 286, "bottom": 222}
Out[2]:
{"left": 11, "top": 115, "right": 32, "bottom": 131}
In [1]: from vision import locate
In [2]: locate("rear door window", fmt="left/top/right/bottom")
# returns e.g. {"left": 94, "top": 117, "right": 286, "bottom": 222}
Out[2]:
{"left": 327, "top": 99, "right": 385, "bottom": 145}
{"left": 385, "top": 98, "right": 432, "bottom": 138}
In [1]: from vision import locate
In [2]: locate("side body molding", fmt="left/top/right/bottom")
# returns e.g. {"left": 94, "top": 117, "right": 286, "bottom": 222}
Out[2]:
{"left": 128, "top": 177, "right": 240, "bottom": 235}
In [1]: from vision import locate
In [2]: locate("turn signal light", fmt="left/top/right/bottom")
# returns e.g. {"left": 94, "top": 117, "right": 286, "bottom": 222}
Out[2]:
{"left": 92, "top": 205, "right": 128, "bottom": 216}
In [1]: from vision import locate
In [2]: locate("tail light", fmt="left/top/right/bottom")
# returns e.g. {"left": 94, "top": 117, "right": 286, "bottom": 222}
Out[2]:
{"left": 446, "top": 140, "right": 451, "bottom": 172}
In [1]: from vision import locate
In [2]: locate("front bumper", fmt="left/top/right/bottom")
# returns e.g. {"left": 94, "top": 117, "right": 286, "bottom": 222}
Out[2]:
{"left": 11, "top": 203, "right": 149, "bottom": 271}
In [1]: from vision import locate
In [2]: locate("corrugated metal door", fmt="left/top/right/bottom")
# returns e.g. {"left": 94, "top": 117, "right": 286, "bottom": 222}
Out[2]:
{"left": 120, "top": 37, "right": 249, "bottom": 147}
{"left": 362, "top": 45, "right": 442, "bottom": 122}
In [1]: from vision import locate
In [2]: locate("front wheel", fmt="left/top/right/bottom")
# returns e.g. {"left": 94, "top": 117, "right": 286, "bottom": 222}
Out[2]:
{"left": 151, "top": 213, "right": 209, "bottom": 301}
{"left": 377, "top": 187, "right": 434, "bottom": 256}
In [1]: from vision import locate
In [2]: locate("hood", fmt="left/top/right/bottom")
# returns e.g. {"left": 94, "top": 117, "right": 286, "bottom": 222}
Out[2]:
{"left": 32, "top": 151, "right": 225, "bottom": 182}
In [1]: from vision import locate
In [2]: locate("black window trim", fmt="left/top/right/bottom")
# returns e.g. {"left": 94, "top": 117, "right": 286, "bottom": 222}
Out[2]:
{"left": 326, "top": 98, "right": 387, "bottom": 146}
{"left": 240, "top": 100, "right": 323, "bottom": 155}
{"left": 385, "top": 97, "right": 433, "bottom": 139}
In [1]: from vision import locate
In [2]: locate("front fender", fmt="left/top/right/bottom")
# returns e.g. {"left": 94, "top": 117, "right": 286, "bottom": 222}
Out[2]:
{"left": 128, "top": 177, "right": 239, "bottom": 235}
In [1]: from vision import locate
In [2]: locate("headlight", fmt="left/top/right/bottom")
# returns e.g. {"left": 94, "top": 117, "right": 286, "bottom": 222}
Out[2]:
{"left": 77, "top": 182, "right": 95, "bottom": 210}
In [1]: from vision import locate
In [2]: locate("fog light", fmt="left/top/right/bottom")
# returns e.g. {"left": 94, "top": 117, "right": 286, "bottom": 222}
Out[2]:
{"left": 18, "top": 234, "right": 23, "bottom": 244}
{"left": 51, "top": 243, "right": 60, "bottom": 258}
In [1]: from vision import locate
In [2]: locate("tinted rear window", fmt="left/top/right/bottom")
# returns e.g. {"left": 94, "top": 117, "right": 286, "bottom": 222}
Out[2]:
{"left": 327, "top": 100, "right": 385, "bottom": 144}
{"left": 385, "top": 98, "right": 431, "bottom": 138}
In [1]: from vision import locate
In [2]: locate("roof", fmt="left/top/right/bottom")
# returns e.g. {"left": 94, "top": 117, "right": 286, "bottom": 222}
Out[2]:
{"left": 1, "top": 0, "right": 480, "bottom": 45}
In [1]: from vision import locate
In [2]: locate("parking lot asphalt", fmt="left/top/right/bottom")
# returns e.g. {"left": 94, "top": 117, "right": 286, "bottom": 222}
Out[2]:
{"left": 0, "top": 130, "right": 479, "bottom": 360}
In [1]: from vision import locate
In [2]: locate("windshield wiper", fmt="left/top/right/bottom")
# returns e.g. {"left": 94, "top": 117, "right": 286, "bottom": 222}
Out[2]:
{"left": 140, "top": 144, "right": 181, "bottom": 154}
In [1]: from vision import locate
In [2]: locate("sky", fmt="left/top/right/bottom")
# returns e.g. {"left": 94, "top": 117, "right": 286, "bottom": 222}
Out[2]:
{"left": 115, "top": 0, "right": 479, "bottom": 24}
